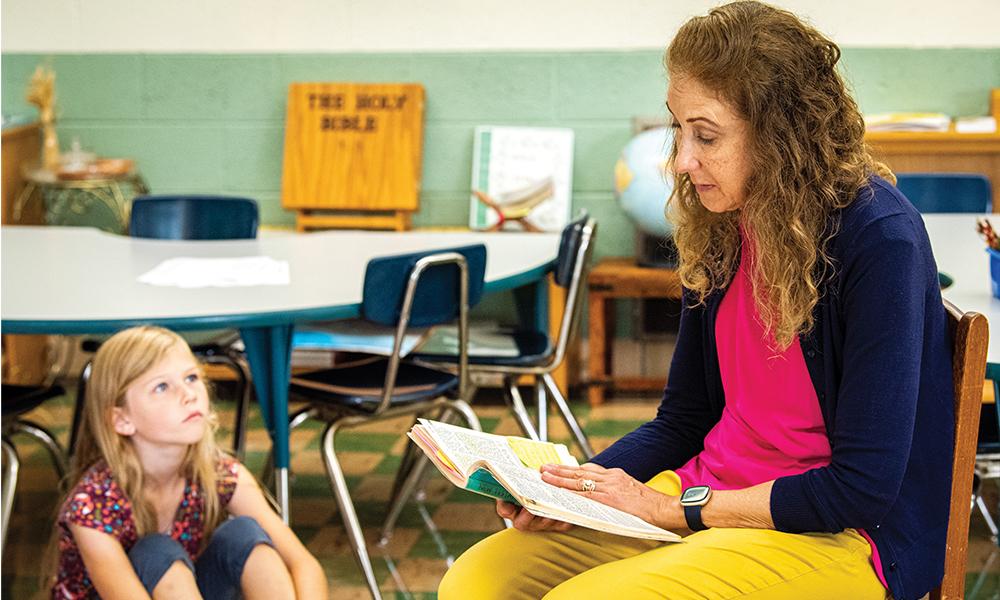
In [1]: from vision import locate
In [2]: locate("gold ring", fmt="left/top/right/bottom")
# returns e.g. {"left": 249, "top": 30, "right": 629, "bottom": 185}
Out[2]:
{"left": 581, "top": 478, "right": 596, "bottom": 493}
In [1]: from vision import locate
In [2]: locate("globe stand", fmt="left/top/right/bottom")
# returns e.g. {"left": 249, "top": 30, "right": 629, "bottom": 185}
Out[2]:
{"left": 635, "top": 230, "right": 678, "bottom": 269}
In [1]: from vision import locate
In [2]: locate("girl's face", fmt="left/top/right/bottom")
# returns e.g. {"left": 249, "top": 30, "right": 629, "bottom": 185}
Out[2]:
{"left": 113, "top": 345, "right": 209, "bottom": 448}
{"left": 667, "top": 74, "right": 752, "bottom": 213}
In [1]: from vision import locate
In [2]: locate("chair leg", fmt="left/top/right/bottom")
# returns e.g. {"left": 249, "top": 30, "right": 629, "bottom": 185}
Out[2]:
{"left": 379, "top": 400, "right": 484, "bottom": 545}
{"left": 228, "top": 351, "right": 252, "bottom": 462}
{"left": 69, "top": 361, "right": 93, "bottom": 456}
{"left": 977, "top": 494, "right": 1000, "bottom": 542}
{"left": 1, "top": 437, "right": 20, "bottom": 556}
{"left": 11, "top": 420, "right": 67, "bottom": 479}
{"left": 200, "top": 352, "right": 252, "bottom": 461}
{"left": 504, "top": 377, "right": 540, "bottom": 440}
{"left": 320, "top": 422, "right": 383, "bottom": 600}
{"left": 383, "top": 415, "right": 433, "bottom": 522}
{"left": 543, "top": 373, "right": 595, "bottom": 459}
{"left": 535, "top": 378, "right": 548, "bottom": 441}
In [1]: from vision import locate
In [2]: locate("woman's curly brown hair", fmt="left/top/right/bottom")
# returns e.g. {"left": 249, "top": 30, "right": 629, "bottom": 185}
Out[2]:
{"left": 666, "top": 0, "right": 893, "bottom": 349}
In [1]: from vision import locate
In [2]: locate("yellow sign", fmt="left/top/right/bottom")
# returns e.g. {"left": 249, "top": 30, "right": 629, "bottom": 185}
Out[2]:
{"left": 281, "top": 82, "right": 425, "bottom": 228}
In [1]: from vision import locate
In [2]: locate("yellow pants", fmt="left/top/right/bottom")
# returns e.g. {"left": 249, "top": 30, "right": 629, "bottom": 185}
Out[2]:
{"left": 439, "top": 471, "right": 888, "bottom": 600}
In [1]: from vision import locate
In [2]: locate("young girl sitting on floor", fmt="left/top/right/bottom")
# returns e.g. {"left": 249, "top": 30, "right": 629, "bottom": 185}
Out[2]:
{"left": 49, "top": 325, "right": 326, "bottom": 599}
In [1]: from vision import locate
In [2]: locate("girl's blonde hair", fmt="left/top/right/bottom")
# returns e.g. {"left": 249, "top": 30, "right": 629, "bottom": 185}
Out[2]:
{"left": 68, "top": 325, "right": 225, "bottom": 540}
{"left": 666, "top": 1, "right": 893, "bottom": 349}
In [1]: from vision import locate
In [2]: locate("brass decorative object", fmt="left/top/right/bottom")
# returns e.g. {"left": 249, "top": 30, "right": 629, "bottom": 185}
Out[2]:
{"left": 25, "top": 65, "right": 60, "bottom": 172}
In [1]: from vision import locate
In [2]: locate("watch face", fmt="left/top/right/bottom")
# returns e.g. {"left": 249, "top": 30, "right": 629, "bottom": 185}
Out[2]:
{"left": 681, "top": 486, "right": 711, "bottom": 505}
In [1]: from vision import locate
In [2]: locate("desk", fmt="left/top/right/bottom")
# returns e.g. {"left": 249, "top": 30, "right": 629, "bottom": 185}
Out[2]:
{"left": 1, "top": 226, "right": 559, "bottom": 522}
{"left": 924, "top": 214, "right": 1000, "bottom": 381}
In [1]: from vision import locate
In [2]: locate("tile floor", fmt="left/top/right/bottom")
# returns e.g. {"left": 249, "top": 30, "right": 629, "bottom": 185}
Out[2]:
{"left": 3, "top": 386, "right": 1000, "bottom": 599}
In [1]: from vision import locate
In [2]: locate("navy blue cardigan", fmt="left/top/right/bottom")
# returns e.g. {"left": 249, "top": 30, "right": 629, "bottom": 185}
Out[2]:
{"left": 592, "top": 176, "right": 954, "bottom": 600}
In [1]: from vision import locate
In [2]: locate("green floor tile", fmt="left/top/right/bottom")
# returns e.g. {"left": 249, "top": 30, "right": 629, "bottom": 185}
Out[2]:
{"left": 583, "top": 419, "right": 648, "bottom": 437}
{"left": 408, "top": 530, "right": 489, "bottom": 559}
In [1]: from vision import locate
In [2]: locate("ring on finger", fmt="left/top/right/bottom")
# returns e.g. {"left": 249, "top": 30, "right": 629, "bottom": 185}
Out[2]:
{"left": 580, "top": 478, "right": 597, "bottom": 493}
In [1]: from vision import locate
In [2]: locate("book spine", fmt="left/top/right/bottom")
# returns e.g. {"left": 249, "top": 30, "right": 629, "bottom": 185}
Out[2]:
{"left": 467, "top": 468, "right": 520, "bottom": 505}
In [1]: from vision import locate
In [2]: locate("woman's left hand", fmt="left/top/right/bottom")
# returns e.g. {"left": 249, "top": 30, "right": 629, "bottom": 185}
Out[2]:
{"left": 539, "top": 463, "right": 684, "bottom": 530}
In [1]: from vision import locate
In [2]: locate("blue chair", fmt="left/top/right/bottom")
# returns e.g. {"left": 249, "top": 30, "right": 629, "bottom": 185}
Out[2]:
{"left": 72, "top": 195, "right": 259, "bottom": 460}
{"left": 129, "top": 195, "right": 259, "bottom": 239}
{"left": 411, "top": 213, "right": 598, "bottom": 459}
{"left": 286, "top": 244, "right": 486, "bottom": 600}
{"left": 895, "top": 173, "right": 991, "bottom": 213}
{"left": 2, "top": 384, "right": 67, "bottom": 556}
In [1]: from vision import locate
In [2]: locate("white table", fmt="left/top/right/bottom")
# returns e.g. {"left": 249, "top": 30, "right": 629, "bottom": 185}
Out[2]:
{"left": 924, "top": 213, "right": 1000, "bottom": 379}
{"left": 1, "top": 225, "right": 560, "bottom": 520}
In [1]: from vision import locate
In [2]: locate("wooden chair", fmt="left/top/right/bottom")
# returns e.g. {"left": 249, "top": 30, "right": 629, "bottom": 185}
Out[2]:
{"left": 931, "top": 299, "right": 989, "bottom": 599}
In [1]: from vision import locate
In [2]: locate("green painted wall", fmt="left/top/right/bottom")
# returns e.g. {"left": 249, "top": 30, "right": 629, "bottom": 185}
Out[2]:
{"left": 2, "top": 49, "right": 997, "bottom": 338}
{"left": 3, "top": 49, "right": 999, "bottom": 262}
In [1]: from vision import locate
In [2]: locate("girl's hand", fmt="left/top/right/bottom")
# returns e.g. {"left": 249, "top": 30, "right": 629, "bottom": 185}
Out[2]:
{"left": 539, "top": 463, "right": 684, "bottom": 530}
{"left": 496, "top": 500, "right": 574, "bottom": 533}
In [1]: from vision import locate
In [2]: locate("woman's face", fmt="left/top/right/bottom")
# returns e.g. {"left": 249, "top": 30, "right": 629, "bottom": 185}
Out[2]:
{"left": 667, "top": 74, "right": 752, "bottom": 213}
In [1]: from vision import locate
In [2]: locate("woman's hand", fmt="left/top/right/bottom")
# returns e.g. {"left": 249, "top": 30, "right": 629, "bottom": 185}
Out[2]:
{"left": 496, "top": 500, "right": 574, "bottom": 533}
{"left": 539, "top": 463, "right": 684, "bottom": 530}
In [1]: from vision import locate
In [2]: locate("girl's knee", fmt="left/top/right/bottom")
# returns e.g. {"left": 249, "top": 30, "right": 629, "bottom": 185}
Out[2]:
{"left": 196, "top": 516, "right": 276, "bottom": 593}
{"left": 209, "top": 516, "right": 275, "bottom": 567}
{"left": 128, "top": 534, "right": 194, "bottom": 595}
{"left": 212, "top": 515, "right": 272, "bottom": 550}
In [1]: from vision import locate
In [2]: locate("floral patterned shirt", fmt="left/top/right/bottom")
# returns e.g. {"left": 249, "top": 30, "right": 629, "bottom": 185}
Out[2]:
{"left": 52, "top": 456, "right": 239, "bottom": 600}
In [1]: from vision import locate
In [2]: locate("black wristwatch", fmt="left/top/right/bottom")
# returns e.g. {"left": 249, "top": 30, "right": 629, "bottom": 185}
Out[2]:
{"left": 679, "top": 485, "right": 713, "bottom": 531}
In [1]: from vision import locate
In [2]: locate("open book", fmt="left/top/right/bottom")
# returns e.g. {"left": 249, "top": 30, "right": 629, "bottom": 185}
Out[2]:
{"left": 407, "top": 419, "right": 681, "bottom": 542}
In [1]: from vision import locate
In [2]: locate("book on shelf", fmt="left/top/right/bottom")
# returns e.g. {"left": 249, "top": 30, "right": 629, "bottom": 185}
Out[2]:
{"left": 864, "top": 112, "right": 951, "bottom": 133}
{"left": 955, "top": 116, "right": 998, "bottom": 134}
{"left": 407, "top": 419, "right": 682, "bottom": 542}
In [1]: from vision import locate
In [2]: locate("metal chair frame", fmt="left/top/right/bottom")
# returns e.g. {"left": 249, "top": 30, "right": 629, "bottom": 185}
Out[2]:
{"left": 418, "top": 215, "right": 598, "bottom": 458}
{"left": 289, "top": 251, "right": 482, "bottom": 600}
{"left": 1, "top": 388, "right": 68, "bottom": 556}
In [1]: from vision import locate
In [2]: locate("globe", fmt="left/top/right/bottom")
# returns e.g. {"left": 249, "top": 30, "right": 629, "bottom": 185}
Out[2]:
{"left": 613, "top": 126, "right": 674, "bottom": 238}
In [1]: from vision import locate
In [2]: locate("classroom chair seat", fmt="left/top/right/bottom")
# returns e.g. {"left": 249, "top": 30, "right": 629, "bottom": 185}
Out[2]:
{"left": 290, "top": 356, "right": 459, "bottom": 412}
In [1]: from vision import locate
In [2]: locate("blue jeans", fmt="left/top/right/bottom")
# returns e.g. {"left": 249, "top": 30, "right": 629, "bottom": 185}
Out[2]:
{"left": 128, "top": 516, "right": 274, "bottom": 600}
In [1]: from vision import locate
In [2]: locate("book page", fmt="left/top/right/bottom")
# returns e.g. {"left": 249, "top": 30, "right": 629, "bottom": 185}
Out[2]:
{"left": 486, "top": 462, "right": 679, "bottom": 541}
{"left": 506, "top": 437, "right": 578, "bottom": 469}
{"left": 418, "top": 419, "right": 525, "bottom": 473}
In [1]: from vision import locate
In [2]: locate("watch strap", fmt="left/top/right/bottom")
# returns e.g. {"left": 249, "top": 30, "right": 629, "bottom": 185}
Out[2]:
{"left": 684, "top": 503, "right": 708, "bottom": 531}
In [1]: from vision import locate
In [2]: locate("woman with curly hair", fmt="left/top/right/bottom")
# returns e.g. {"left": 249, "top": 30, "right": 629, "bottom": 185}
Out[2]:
{"left": 439, "top": 2, "right": 951, "bottom": 599}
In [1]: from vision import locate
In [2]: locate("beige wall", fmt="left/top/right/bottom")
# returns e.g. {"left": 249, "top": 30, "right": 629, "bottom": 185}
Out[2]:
{"left": 4, "top": 0, "right": 1000, "bottom": 52}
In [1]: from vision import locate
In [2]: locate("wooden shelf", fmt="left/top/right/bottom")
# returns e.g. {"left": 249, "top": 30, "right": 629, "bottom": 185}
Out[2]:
{"left": 587, "top": 258, "right": 682, "bottom": 406}
{"left": 864, "top": 89, "right": 1000, "bottom": 211}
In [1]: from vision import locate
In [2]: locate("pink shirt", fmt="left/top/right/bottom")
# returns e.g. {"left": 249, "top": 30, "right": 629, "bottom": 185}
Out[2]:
{"left": 673, "top": 237, "right": 886, "bottom": 587}
{"left": 675, "top": 239, "right": 831, "bottom": 490}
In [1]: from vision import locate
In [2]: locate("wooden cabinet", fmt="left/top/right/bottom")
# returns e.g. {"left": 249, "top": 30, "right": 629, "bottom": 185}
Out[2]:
{"left": 2, "top": 121, "right": 50, "bottom": 385}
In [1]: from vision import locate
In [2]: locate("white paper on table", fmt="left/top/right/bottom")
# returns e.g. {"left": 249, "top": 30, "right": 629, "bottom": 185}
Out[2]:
{"left": 137, "top": 257, "right": 290, "bottom": 288}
